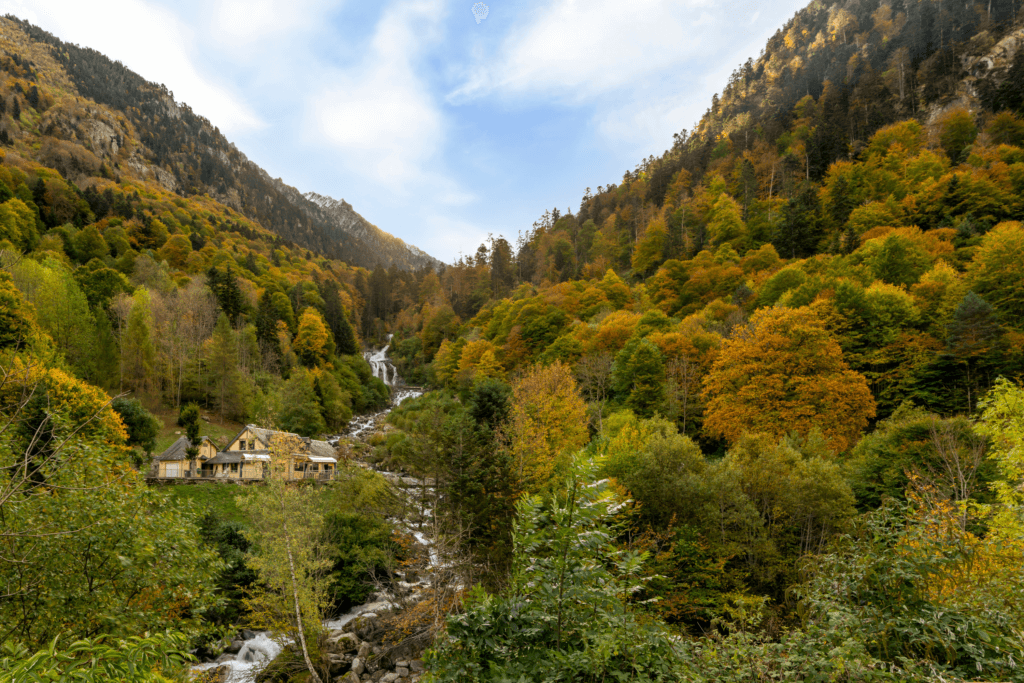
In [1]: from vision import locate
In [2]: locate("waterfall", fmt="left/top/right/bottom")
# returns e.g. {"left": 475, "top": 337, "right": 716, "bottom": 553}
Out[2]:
{"left": 364, "top": 334, "right": 400, "bottom": 387}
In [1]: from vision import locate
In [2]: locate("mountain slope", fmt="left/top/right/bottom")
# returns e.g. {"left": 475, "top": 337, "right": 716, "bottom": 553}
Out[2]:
{"left": 305, "top": 191, "right": 437, "bottom": 271}
{"left": 1, "top": 15, "right": 439, "bottom": 271}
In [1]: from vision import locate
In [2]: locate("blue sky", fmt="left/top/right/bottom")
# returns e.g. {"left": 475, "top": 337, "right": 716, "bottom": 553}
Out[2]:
{"left": 0, "top": 0, "right": 808, "bottom": 263}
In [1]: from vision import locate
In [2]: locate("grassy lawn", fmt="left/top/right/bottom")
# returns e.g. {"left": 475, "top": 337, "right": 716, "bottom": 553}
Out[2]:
{"left": 162, "top": 483, "right": 249, "bottom": 526}
{"left": 150, "top": 406, "right": 244, "bottom": 457}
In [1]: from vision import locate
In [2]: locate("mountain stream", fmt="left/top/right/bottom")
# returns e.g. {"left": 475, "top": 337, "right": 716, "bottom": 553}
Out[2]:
{"left": 191, "top": 342, "right": 430, "bottom": 682}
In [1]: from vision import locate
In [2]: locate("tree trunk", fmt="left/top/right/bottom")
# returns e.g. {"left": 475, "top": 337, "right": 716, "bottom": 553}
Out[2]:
{"left": 282, "top": 516, "right": 323, "bottom": 683}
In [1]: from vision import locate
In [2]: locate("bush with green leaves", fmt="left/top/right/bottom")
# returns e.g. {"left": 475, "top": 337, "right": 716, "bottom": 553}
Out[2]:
{"left": 424, "top": 453, "right": 684, "bottom": 682}
{"left": 0, "top": 631, "right": 191, "bottom": 683}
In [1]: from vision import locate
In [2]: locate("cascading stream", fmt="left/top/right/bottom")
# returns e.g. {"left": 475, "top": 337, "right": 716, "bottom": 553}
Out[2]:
{"left": 364, "top": 334, "right": 398, "bottom": 387}
{"left": 192, "top": 340, "right": 429, "bottom": 682}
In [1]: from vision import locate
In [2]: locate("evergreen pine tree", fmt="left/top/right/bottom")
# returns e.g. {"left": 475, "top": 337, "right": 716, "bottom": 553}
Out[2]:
{"left": 335, "top": 308, "right": 358, "bottom": 355}
{"left": 179, "top": 402, "right": 202, "bottom": 475}
{"left": 207, "top": 313, "right": 246, "bottom": 418}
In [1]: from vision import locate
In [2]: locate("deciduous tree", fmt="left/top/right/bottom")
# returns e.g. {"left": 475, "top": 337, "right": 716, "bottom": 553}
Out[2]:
{"left": 702, "top": 306, "right": 875, "bottom": 452}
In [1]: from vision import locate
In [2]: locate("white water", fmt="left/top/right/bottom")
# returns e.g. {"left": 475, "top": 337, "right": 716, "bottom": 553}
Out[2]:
{"left": 191, "top": 342, "right": 433, "bottom": 682}
{"left": 364, "top": 334, "right": 398, "bottom": 386}
{"left": 191, "top": 633, "right": 283, "bottom": 682}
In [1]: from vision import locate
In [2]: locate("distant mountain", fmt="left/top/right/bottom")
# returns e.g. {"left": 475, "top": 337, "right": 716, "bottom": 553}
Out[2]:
{"left": 304, "top": 191, "right": 438, "bottom": 271}
{"left": 2, "top": 15, "right": 440, "bottom": 271}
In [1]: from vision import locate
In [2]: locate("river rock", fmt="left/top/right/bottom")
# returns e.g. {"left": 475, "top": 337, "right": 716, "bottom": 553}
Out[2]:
{"left": 327, "top": 631, "right": 361, "bottom": 654}
{"left": 357, "top": 641, "right": 372, "bottom": 659}
{"left": 214, "top": 653, "right": 236, "bottom": 663}
{"left": 327, "top": 653, "right": 351, "bottom": 676}
{"left": 202, "top": 664, "right": 230, "bottom": 682}
{"left": 351, "top": 615, "right": 384, "bottom": 642}
{"left": 410, "top": 660, "right": 425, "bottom": 673}
{"left": 224, "top": 639, "right": 244, "bottom": 654}
{"left": 336, "top": 672, "right": 360, "bottom": 683}
{"left": 350, "top": 656, "right": 365, "bottom": 676}
{"left": 380, "top": 674, "right": 399, "bottom": 683}
{"left": 396, "top": 666, "right": 410, "bottom": 677}
{"left": 240, "top": 629, "right": 256, "bottom": 640}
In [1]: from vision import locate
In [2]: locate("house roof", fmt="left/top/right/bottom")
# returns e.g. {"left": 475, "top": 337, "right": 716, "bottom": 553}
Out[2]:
{"left": 229, "top": 424, "right": 336, "bottom": 460}
{"left": 206, "top": 452, "right": 273, "bottom": 465}
{"left": 154, "top": 436, "right": 212, "bottom": 462}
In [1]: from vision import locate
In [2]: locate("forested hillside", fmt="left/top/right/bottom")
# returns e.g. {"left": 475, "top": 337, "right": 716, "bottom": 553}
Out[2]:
{"left": 3, "top": 1, "right": 1024, "bottom": 681}
{"left": 355, "top": 1, "right": 1024, "bottom": 680}
{"left": 0, "top": 15, "right": 439, "bottom": 271}
{"left": 0, "top": 15, "right": 439, "bottom": 434}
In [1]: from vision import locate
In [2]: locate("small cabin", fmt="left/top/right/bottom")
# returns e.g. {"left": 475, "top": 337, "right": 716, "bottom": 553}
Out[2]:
{"left": 152, "top": 436, "right": 217, "bottom": 478}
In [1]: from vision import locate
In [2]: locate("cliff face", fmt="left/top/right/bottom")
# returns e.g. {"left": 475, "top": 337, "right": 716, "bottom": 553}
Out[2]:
{"left": 1, "top": 15, "right": 439, "bottom": 271}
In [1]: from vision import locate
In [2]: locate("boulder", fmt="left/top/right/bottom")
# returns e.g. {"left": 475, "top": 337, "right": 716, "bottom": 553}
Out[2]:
{"left": 351, "top": 657, "right": 365, "bottom": 676}
{"left": 380, "top": 674, "right": 400, "bottom": 683}
{"left": 357, "top": 641, "right": 372, "bottom": 659}
{"left": 335, "top": 672, "right": 360, "bottom": 683}
{"left": 207, "top": 664, "right": 231, "bottom": 682}
{"left": 240, "top": 629, "right": 257, "bottom": 640}
{"left": 410, "top": 660, "right": 425, "bottom": 673}
{"left": 214, "top": 653, "right": 235, "bottom": 663}
{"left": 351, "top": 615, "right": 385, "bottom": 643}
{"left": 327, "top": 653, "right": 351, "bottom": 676}
{"left": 396, "top": 666, "right": 410, "bottom": 677}
{"left": 327, "top": 631, "right": 361, "bottom": 654}
{"left": 224, "top": 639, "right": 244, "bottom": 654}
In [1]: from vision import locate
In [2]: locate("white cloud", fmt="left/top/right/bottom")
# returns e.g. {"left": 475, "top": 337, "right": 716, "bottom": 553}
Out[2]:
{"left": 210, "top": 0, "right": 335, "bottom": 50}
{"left": 449, "top": 0, "right": 716, "bottom": 103}
{"left": 596, "top": 96, "right": 695, "bottom": 153}
{"left": 418, "top": 214, "right": 490, "bottom": 263}
{"left": 0, "top": 0, "right": 263, "bottom": 135}
{"left": 308, "top": 0, "right": 446, "bottom": 184}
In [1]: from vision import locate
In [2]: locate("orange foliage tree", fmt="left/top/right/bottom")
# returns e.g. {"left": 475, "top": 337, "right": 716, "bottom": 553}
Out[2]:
{"left": 702, "top": 306, "right": 875, "bottom": 452}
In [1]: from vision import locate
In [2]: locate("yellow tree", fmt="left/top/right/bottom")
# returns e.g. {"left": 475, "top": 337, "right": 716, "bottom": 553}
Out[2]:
{"left": 457, "top": 338, "right": 498, "bottom": 385}
{"left": 293, "top": 308, "right": 331, "bottom": 367}
{"left": 505, "top": 361, "right": 589, "bottom": 494}
{"left": 473, "top": 348, "right": 506, "bottom": 383}
{"left": 702, "top": 307, "right": 875, "bottom": 452}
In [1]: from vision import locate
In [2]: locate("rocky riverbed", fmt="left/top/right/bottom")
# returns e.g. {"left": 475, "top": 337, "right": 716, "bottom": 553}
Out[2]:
{"left": 192, "top": 370, "right": 439, "bottom": 683}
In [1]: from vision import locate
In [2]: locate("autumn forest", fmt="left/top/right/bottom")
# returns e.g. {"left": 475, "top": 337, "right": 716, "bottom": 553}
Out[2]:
{"left": 2, "top": 0, "right": 1024, "bottom": 681}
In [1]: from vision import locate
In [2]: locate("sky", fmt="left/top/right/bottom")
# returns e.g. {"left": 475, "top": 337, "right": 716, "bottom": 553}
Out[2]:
{"left": 0, "top": 0, "right": 809, "bottom": 263}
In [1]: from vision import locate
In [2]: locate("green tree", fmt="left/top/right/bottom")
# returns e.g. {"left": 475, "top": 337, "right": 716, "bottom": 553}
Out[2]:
{"left": 967, "top": 221, "right": 1024, "bottom": 322}
{"left": 121, "top": 288, "right": 156, "bottom": 394}
{"left": 938, "top": 109, "right": 978, "bottom": 162}
{"left": 72, "top": 225, "right": 108, "bottom": 262}
{"left": 279, "top": 368, "right": 326, "bottom": 437}
{"left": 237, "top": 434, "right": 331, "bottom": 683}
{"left": 611, "top": 337, "right": 666, "bottom": 418}
{"left": 179, "top": 402, "right": 202, "bottom": 474}
{"left": 207, "top": 313, "right": 248, "bottom": 419}
{"left": 707, "top": 194, "right": 746, "bottom": 246}
{"left": 425, "top": 454, "right": 682, "bottom": 682}
{"left": 111, "top": 397, "right": 161, "bottom": 463}
{"left": 314, "top": 371, "right": 352, "bottom": 432}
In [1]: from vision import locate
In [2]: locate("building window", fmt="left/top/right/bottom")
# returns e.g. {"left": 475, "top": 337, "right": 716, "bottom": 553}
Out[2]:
{"left": 311, "top": 464, "right": 319, "bottom": 472}
{"left": 239, "top": 440, "right": 247, "bottom": 450}
{"left": 294, "top": 462, "right": 304, "bottom": 471}
{"left": 230, "top": 463, "right": 239, "bottom": 473}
